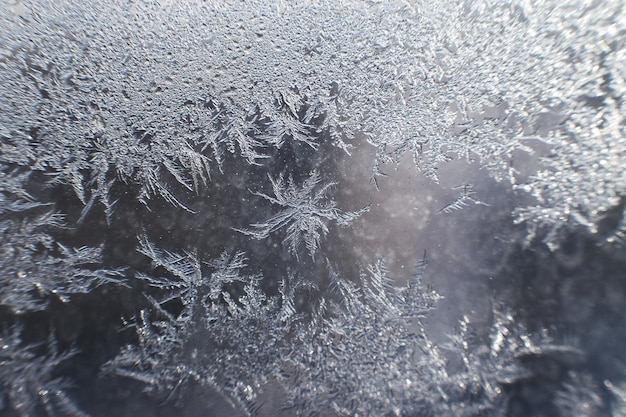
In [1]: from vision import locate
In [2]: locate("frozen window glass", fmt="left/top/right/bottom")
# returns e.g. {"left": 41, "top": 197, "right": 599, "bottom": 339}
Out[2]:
{"left": 1, "top": 1, "right": 625, "bottom": 416}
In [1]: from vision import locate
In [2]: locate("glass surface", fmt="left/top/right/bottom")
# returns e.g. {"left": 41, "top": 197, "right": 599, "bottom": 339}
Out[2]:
{"left": 1, "top": 1, "right": 625, "bottom": 416}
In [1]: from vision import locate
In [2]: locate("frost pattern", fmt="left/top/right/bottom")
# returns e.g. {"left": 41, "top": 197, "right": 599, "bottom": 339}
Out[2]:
{"left": 514, "top": 107, "right": 626, "bottom": 248}
{"left": 106, "top": 236, "right": 297, "bottom": 415}
{"left": 441, "top": 311, "right": 586, "bottom": 416}
{"left": 281, "top": 260, "right": 581, "bottom": 417}
{"left": 236, "top": 171, "right": 369, "bottom": 259}
{"left": 108, "top": 241, "right": 591, "bottom": 417}
{"left": 282, "top": 258, "right": 445, "bottom": 416}
{"left": 439, "top": 184, "right": 488, "bottom": 214}
{"left": 607, "top": 380, "right": 626, "bottom": 417}
{"left": 0, "top": 0, "right": 624, "bottom": 416}
{"left": 555, "top": 371, "right": 605, "bottom": 417}
{"left": 1, "top": 0, "right": 624, "bottom": 243}
{"left": 0, "top": 326, "right": 88, "bottom": 417}
{"left": 0, "top": 188, "right": 125, "bottom": 313}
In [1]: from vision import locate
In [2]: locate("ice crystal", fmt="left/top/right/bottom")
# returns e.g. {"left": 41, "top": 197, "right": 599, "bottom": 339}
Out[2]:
{"left": 106, "top": 237, "right": 297, "bottom": 415}
{"left": 236, "top": 171, "right": 369, "bottom": 259}
{"left": 1, "top": 0, "right": 624, "bottom": 245}
{"left": 0, "top": 326, "right": 88, "bottom": 417}
{"left": 0, "top": 205, "right": 125, "bottom": 313}
{"left": 282, "top": 258, "right": 445, "bottom": 416}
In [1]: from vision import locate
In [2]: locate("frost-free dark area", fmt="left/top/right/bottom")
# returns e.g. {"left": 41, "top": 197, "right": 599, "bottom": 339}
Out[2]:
{"left": 1, "top": 1, "right": 626, "bottom": 416}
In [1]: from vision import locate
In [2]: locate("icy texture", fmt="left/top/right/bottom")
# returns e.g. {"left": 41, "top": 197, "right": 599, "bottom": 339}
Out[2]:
{"left": 0, "top": 326, "right": 88, "bottom": 417}
{"left": 1, "top": 0, "right": 625, "bottom": 416}
{"left": 106, "top": 244, "right": 582, "bottom": 416}
{"left": 0, "top": 168, "right": 125, "bottom": 313}
{"left": 105, "top": 236, "right": 297, "bottom": 414}
{"left": 282, "top": 258, "right": 447, "bottom": 416}
{"left": 0, "top": 0, "right": 623, "bottom": 242}
{"left": 607, "top": 380, "right": 626, "bottom": 417}
{"left": 236, "top": 171, "right": 369, "bottom": 259}
{"left": 554, "top": 371, "right": 606, "bottom": 417}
